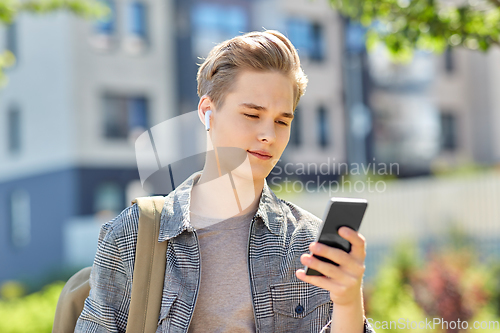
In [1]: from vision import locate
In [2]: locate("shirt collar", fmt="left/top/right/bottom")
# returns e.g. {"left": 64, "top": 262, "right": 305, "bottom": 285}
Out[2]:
{"left": 158, "top": 171, "right": 285, "bottom": 242}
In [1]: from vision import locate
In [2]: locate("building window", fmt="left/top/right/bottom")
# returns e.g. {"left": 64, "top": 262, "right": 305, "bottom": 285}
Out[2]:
{"left": 440, "top": 112, "right": 457, "bottom": 151}
{"left": 345, "top": 21, "right": 366, "bottom": 55}
{"left": 190, "top": 3, "right": 248, "bottom": 59}
{"left": 103, "top": 94, "right": 148, "bottom": 141}
{"left": 123, "top": 1, "right": 148, "bottom": 54}
{"left": 291, "top": 107, "right": 301, "bottom": 146}
{"left": 10, "top": 189, "right": 31, "bottom": 249}
{"left": 91, "top": 0, "right": 116, "bottom": 50}
{"left": 6, "top": 22, "right": 17, "bottom": 59}
{"left": 310, "top": 23, "right": 324, "bottom": 61}
{"left": 444, "top": 47, "right": 454, "bottom": 73}
{"left": 94, "top": 182, "right": 122, "bottom": 214}
{"left": 127, "top": 2, "right": 146, "bottom": 37}
{"left": 286, "top": 19, "right": 325, "bottom": 62}
{"left": 317, "top": 106, "right": 329, "bottom": 148}
{"left": 7, "top": 106, "right": 21, "bottom": 154}
{"left": 95, "top": 0, "right": 115, "bottom": 35}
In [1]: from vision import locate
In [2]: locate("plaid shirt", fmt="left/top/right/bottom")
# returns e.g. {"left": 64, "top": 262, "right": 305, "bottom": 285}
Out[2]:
{"left": 75, "top": 171, "right": 376, "bottom": 333}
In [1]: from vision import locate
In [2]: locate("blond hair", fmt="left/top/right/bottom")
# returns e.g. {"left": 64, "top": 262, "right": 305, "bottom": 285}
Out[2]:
{"left": 197, "top": 30, "right": 308, "bottom": 112}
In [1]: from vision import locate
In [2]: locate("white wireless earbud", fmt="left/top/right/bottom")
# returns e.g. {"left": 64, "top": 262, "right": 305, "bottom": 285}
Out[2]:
{"left": 205, "top": 110, "right": 212, "bottom": 131}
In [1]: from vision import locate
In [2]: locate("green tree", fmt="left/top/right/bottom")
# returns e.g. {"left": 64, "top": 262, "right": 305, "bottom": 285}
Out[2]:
{"left": 0, "top": 0, "right": 107, "bottom": 86}
{"left": 328, "top": 0, "right": 500, "bottom": 59}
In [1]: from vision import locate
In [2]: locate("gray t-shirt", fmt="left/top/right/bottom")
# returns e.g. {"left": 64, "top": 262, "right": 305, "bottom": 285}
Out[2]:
{"left": 187, "top": 208, "right": 258, "bottom": 333}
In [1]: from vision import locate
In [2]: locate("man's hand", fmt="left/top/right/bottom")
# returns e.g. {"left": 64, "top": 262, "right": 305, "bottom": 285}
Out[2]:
{"left": 295, "top": 227, "right": 367, "bottom": 333}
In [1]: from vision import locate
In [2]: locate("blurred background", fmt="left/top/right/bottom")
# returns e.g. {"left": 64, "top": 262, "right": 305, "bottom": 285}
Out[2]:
{"left": 1, "top": 0, "right": 500, "bottom": 331}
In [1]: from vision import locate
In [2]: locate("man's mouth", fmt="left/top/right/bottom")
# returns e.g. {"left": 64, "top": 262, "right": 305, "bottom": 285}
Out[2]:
{"left": 247, "top": 150, "right": 272, "bottom": 160}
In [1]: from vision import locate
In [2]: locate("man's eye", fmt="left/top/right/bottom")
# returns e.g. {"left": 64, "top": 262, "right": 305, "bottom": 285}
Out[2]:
{"left": 244, "top": 114, "right": 259, "bottom": 119}
{"left": 277, "top": 121, "right": 289, "bottom": 126}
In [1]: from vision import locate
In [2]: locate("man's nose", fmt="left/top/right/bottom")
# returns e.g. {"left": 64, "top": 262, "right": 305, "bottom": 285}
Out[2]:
{"left": 258, "top": 120, "right": 276, "bottom": 143}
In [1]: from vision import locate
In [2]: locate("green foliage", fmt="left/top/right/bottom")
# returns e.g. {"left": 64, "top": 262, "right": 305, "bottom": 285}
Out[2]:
{"left": 366, "top": 244, "right": 432, "bottom": 332}
{"left": 329, "top": 0, "right": 500, "bottom": 60}
{"left": 366, "top": 239, "right": 500, "bottom": 332}
{"left": 432, "top": 161, "right": 495, "bottom": 178}
{"left": 411, "top": 250, "right": 491, "bottom": 332}
{"left": 0, "top": 50, "right": 15, "bottom": 86}
{"left": 491, "top": 263, "right": 500, "bottom": 317}
{"left": 0, "top": 281, "right": 27, "bottom": 300}
{"left": 0, "top": 281, "right": 65, "bottom": 333}
{"left": 0, "top": 0, "right": 107, "bottom": 24}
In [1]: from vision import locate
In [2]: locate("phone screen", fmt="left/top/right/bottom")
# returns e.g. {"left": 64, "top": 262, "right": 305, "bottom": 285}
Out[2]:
{"left": 319, "top": 201, "right": 367, "bottom": 252}
{"left": 305, "top": 199, "right": 368, "bottom": 276}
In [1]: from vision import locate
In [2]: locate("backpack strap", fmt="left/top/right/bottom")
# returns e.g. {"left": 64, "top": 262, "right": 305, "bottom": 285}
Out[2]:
{"left": 127, "top": 196, "right": 167, "bottom": 333}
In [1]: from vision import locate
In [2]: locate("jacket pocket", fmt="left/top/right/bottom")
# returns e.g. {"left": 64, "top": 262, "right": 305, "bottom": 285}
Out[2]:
{"left": 270, "top": 281, "right": 332, "bottom": 333}
{"left": 270, "top": 281, "right": 331, "bottom": 318}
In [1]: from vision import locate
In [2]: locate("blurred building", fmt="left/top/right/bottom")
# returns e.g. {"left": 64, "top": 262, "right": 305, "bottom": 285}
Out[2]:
{"left": 0, "top": 0, "right": 176, "bottom": 283}
{"left": 0, "top": 0, "right": 348, "bottom": 284}
{"left": 1, "top": 0, "right": 500, "bottom": 285}
{"left": 368, "top": 46, "right": 500, "bottom": 176}
{"left": 432, "top": 47, "right": 500, "bottom": 168}
{"left": 368, "top": 49, "right": 440, "bottom": 176}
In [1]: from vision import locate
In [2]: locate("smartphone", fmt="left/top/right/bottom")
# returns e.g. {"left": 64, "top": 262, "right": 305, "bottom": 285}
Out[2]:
{"left": 304, "top": 197, "right": 368, "bottom": 276}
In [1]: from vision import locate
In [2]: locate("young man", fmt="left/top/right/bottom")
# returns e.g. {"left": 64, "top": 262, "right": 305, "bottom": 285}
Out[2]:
{"left": 75, "top": 30, "right": 376, "bottom": 333}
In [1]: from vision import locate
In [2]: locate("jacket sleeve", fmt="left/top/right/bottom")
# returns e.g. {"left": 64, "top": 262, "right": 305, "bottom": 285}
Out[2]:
{"left": 74, "top": 218, "right": 131, "bottom": 333}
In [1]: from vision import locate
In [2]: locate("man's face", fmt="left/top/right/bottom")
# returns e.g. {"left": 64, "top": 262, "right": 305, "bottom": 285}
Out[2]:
{"left": 209, "top": 70, "right": 294, "bottom": 181}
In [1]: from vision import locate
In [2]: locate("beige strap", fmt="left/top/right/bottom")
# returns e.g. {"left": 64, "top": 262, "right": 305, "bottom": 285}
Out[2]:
{"left": 126, "top": 196, "right": 167, "bottom": 333}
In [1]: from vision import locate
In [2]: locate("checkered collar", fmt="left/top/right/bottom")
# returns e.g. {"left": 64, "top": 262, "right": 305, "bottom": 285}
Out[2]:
{"left": 158, "top": 171, "right": 285, "bottom": 242}
{"left": 158, "top": 171, "right": 286, "bottom": 242}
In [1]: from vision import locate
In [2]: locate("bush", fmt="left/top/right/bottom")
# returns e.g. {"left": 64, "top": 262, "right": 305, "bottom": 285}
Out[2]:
{"left": 366, "top": 244, "right": 433, "bottom": 332}
{"left": 410, "top": 249, "right": 491, "bottom": 333}
{"left": 0, "top": 281, "right": 27, "bottom": 300}
{"left": 366, "top": 239, "right": 500, "bottom": 333}
{"left": 491, "top": 263, "right": 500, "bottom": 318}
{"left": 0, "top": 281, "right": 64, "bottom": 333}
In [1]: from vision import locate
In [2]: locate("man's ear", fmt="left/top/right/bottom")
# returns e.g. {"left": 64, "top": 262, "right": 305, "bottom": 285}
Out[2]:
{"left": 198, "top": 95, "right": 213, "bottom": 127}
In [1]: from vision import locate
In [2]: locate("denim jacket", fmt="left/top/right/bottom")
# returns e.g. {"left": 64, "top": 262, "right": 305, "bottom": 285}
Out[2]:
{"left": 75, "top": 171, "right": 376, "bottom": 333}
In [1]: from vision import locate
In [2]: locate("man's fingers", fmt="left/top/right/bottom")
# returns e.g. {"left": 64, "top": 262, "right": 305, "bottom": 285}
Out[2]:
{"left": 296, "top": 269, "right": 359, "bottom": 301}
{"left": 300, "top": 253, "right": 346, "bottom": 280}
{"left": 300, "top": 253, "right": 365, "bottom": 287}
{"left": 296, "top": 268, "right": 340, "bottom": 291}
{"left": 338, "top": 227, "right": 366, "bottom": 262}
{"left": 308, "top": 242, "right": 351, "bottom": 267}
